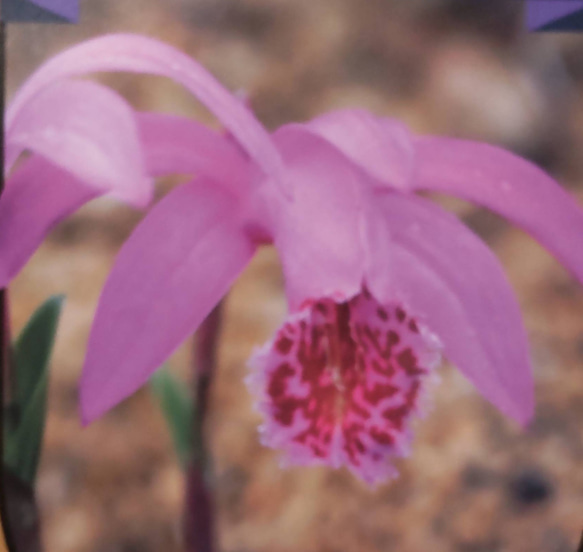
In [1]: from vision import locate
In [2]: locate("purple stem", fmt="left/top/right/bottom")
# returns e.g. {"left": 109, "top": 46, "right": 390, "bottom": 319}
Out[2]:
{"left": 184, "top": 301, "right": 223, "bottom": 552}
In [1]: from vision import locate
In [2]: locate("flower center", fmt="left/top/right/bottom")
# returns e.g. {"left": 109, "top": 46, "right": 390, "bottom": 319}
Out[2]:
{"left": 248, "top": 289, "right": 441, "bottom": 484}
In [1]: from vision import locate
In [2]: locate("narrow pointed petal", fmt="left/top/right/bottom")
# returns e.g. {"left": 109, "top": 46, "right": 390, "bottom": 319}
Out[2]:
{"left": 305, "top": 109, "right": 414, "bottom": 191}
{"left": 136, "top": 112, "right": 250, "bottom": 188}
{"left": 366, "top": 192, "right": 534, "bottom": 424}
{"left": 81, "top": 180, "right": 256, "bottom": 423}
{"left": 0, "top": 157, "right": 97, "bottom": 288}
{"left": 8, "top": 33, "right": 285, "bottom": 185}
{"left": 7, "top": 79, "right": 151, "bottom": 206}
{"left": 269, "top": 125, "right": 367, "bottom": 310}
{"left": 412, "top": 137, "right": 583, "bottom": 285}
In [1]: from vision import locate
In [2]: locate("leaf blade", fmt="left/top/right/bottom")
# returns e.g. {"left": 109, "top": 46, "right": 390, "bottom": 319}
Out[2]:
{"left": 13, "top": 294, "right": 64, "bottom": 406}
{"left": 150, "top": 367, "right": 194, "bottom": 469}
{"left": 4, "top": 295, "right": 65, "bottom": 484}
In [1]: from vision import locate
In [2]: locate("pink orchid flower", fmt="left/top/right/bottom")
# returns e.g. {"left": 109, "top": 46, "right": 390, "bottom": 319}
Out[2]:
{"left": 15, "top": 35, "right": 583, "bottom": 484}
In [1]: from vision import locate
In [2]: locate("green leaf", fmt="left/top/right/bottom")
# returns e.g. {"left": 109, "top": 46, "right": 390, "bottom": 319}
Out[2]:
{"left": 4, "top": 370, "right": 49, "bottom": 484}
{"left": 150, "top": 367, "right": 194, "bottom": 469}
{"left": 4, "top": 295, "right": 65, "bottom": 484}
{"left": 13, "top": 295, "right": 64, "bottom": 407}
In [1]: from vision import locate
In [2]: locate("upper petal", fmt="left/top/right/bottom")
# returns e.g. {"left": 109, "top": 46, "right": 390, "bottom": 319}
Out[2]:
{"left": 412, "top": 136, "right": 583, "bottom": 286}
{"left": 305, "top": 109, "right": 414, "bottom": 191}
{"left": 81, "top": 179, "right": 256, "bottom": 423}
{"left": 7, "top": 33, "right": 285, "bottom": 187}
{"left": 7, "top": 79, "right": 151, "bottom": 206}
{"left": 268, "top": 124, "right": 369, "bottom": 310}
{"left": 0, "top": 156, "right": 97, "bottom": 288}
{"left": 366, "top": 192, "right": 534, "bottom": 425}
{"left": 136, "top": 112, "right": 250, "bottom": 189}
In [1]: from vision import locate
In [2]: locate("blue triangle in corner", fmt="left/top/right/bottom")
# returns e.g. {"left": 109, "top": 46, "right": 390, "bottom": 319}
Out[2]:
{"left": 527, "top": 1, "right": 583, "bottom": 32}
{"left": 1, "top": 0, "right": 78, "bottom": 23}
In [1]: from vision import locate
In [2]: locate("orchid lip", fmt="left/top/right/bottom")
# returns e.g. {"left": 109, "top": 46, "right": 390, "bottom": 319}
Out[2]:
{"left": 248, "top": 288, "right": 442, "bottom": 485}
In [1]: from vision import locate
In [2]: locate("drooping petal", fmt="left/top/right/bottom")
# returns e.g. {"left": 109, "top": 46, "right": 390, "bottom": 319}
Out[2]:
{"left": 81, "top": 179, "right": 256, "bottom": 423}
{"left": 412, "top": 136, "right": 583, "bottom": 285}
{"left": 248, "top": 292, "right": 441, "bottom": 485}
{"left": 0, "top": 157, "right": 97, "bottom": 288}
{"left": 7, "top": 33, "right": 285, "bottom": 187}
{"left": 366, "top": 192, "right": 534, "bottom": 425}
{"left": 136, "top": 112, "right": 251, "bottom": 189}
{"left": 305, "top": 109, "right": 414, "bottom": 191}
{"left": 7, "top": 79, "right": 151, "bottom": 206}
{"left": 268, "top": 125, "right": 368, "bottom": 310}
{"left": 0, "top": 111, "right": 250, "bottom": 288}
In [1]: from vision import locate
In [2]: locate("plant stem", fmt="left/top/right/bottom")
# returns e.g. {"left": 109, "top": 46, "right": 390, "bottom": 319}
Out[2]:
{"left": 184, "top": 301, "right": 223, "bottom": 552}
{"left": 0, "top": 24, "right": 44, "bottom": 552}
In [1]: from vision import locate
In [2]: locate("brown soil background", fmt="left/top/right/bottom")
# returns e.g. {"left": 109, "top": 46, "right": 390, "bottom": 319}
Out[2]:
{"left": 5, "top": 1, "right": 583, "bottom": 551}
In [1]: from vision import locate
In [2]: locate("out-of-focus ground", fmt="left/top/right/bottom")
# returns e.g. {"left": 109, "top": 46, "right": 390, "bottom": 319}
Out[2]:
{"left": 5, "top": 0, "right": 583, "bottom": 550}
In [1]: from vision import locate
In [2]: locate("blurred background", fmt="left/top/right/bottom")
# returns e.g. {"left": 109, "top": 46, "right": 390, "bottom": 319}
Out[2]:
{"left": 5, "top": 0, "right": 583, "bottom": 550}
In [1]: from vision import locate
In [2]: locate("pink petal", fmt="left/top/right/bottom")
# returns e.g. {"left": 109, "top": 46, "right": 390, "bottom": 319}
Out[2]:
{"left": 247, "top": 292, "right": 441, "bottom": 485}
{"left": 269, "top": 125, "right": 368, "bottom": 310}
{"left": 0, "top": 111, "right": 249, "bottom": 287}
{"left": 412, "top": 137, "right": 583, "bottom": 286}
{"left": 366, "top": 192, "right": 534, "bottom": 425}
{"left": 0, "top": 157, "right": 97, "bottom": 288}
{"left": 7, "top": 79, "right": 151, "bottom": 207}
{"left": 8, "top": 33, "right": 285, "bottom": 186}
{"left": 81, "top": 179, "right": 256, "bottom": 423}
{"left": 136, "top": 112, "right": 251, "bottom": 187}
{"left": 305, "top": 109, "right": 414, "bottom": 191}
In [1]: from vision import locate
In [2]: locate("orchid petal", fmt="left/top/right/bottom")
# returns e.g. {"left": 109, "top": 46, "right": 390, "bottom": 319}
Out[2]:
{"left": 136, "top": 112, "right": 250, "bottom": 189}
{"left": 7, "top": 79, "right": 151, "bottom": 207}
{"left": 0, "top": 112, "right": 249, "bottom": 288}
{"left": 366, "top": 192, "right": 534, "bottom": 424}
{"left": 8, "top": 33, "right": 285, "bottom": 186}
{"left": 81, "top": 179, "right": 256, "bottom": 423}
{"left": 412, "top": 137, "right": 583, "bottom": 285}
{"left": 305, "top": 109, "right": 414, "bottom": 191}
{"left": 0, "top": 157, "right": 97, "bottom": 288}
{"left": 269, "top": 125, "right": 367, "bottom": 310}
